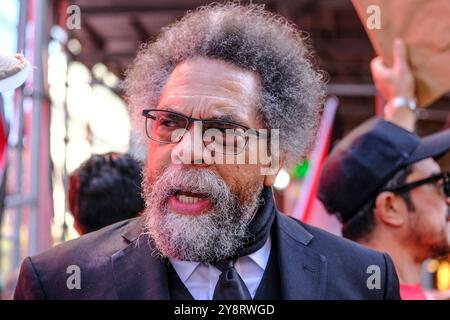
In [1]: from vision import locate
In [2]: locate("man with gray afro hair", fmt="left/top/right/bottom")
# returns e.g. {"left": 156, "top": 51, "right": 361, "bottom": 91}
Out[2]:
{"left": 124, "top": 3, "right": 325, "bottom": 167}
{"left": 14, "top": 3, "right": 400, "bottom": 300}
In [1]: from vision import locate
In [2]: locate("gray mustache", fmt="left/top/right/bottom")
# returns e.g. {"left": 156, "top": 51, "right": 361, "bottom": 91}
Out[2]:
{"left": 152, "top": 166, "right": 232, "bottom": 205}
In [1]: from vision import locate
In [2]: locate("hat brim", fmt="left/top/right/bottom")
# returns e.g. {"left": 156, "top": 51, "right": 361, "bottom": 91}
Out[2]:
{"left": 406, "top": 129, "right": 450, "bottom": 164}
{"left": 0, "top": 61, "right": 31, "bottom": 93}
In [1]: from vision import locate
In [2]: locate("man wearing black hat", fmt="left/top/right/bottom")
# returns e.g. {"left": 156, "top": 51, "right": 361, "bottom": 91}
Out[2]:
{"left": 318, "top": 40, "right": 450, "bottom": 300}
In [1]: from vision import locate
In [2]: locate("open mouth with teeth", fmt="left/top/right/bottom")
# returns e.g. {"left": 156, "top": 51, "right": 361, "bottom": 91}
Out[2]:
{"left": 167, "top": 191, "right": 212, "bottom": 216}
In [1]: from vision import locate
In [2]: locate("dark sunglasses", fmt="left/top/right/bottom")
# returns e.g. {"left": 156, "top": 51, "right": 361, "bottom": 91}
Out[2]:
{"left": 383, "top": 171, "right": 450, "bottom": 198}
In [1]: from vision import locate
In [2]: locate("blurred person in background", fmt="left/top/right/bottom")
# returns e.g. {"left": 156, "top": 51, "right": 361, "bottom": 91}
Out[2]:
{"left": 318, "top": 39, "right": 450, "bottom": 300}
{"left": 68, "top": 152, "right": 145, "bottom": 235}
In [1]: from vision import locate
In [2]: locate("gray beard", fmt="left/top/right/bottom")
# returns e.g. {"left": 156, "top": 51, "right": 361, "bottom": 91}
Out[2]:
{"left": 142, "top": 166, "right": 263, "bottom": 262}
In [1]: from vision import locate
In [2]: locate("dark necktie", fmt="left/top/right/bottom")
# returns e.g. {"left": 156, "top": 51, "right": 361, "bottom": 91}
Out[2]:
{"left": 212, "top": 260, "right": 252, "bottom": 300}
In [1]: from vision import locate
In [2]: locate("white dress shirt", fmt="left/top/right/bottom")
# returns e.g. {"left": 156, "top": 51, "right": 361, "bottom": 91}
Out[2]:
{"left": 169, "top": 236, "right": 271, "bottom": 300}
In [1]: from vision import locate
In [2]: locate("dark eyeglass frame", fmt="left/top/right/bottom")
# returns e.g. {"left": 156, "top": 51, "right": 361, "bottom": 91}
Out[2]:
{"left": 383, "top": 171, "right": 450, "bottom": 198}
{"left": 141, "top": 108, "right": 267, "bottom": 144}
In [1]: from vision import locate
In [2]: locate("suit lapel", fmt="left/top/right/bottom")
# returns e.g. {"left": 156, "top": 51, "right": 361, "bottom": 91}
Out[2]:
{"left": 274, "top": 212, "right": 327, "bottom": 300}
{"left": 110, "top": 209, "right": 328, "bottom": 300}
{"left": 111, "top": 219, "right": 170, "bottom": 300}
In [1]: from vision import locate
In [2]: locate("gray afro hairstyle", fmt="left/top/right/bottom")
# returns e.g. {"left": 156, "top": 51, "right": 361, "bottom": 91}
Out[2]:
{"left": 123, "top": 2, "right": 326, "bottom": 167}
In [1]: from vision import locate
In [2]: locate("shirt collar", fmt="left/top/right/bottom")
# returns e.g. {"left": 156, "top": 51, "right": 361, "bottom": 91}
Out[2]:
{"left": 169, "top": 259, "right": 201, "bottom": 283}
{"left": 169, "top": 236, "right": 271, "bottom": 282}
{"left": 246, "top": 235, "right": 271, "bottom": 270}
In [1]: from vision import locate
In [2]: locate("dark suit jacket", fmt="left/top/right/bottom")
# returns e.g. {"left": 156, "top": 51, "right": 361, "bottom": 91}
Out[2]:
{"left": 14, "top": 211, "right": 400, "bottom": 300}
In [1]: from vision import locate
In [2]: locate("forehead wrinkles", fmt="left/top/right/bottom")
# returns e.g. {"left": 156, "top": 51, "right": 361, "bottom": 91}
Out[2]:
{"left": 162, "top": 58, "right": 260, "bottom": 102}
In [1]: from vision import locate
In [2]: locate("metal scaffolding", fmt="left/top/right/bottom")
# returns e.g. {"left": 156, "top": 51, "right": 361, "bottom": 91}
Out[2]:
{"left": 1, "top": 0, "right": 53, "bottom": 277}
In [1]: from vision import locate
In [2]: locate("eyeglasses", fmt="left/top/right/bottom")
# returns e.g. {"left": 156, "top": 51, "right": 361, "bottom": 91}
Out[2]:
{"left": 383, "top": 171, "right": 450, "bottom": 198}
{"left": 142, "top": 109, "right": 266, "bottom": 155}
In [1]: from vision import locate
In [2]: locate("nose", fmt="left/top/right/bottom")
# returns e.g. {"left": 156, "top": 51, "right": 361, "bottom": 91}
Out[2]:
{"left": 171, "top": 121, "right": 208, "bottom": 166}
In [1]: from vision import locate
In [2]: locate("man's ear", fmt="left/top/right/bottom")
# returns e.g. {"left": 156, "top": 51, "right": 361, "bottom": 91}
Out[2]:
{"left": 262, "top": 159, "right": 284, "bottom": 187}
{"left": 374, "top": 191, "right": 408, "bottom": 227}
{"left": 263, "top": 172, "right": 277, "bottom": 187}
